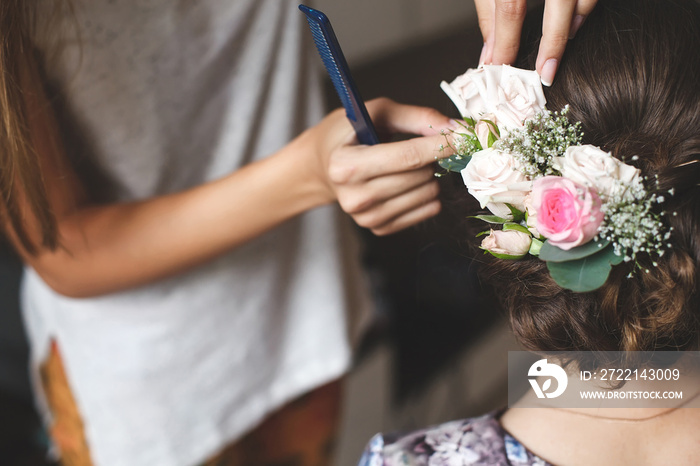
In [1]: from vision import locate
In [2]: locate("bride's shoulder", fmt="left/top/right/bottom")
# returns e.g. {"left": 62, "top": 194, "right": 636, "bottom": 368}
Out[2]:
{"left": 357, "top": 411, "right": 550, "bottom": 466}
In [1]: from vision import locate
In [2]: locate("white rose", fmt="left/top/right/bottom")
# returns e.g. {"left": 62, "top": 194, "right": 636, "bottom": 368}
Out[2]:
{"left": 554, "top": 145, "right": 641, "bottom": 201}
{"left": 481, "top": 229, "right": 532, "bottom": 257}
{"left": 440, "top": 65, "right": 547, "bottom": 134}
{"left": 461, "top": 147, "right": 532, "bottom": 218}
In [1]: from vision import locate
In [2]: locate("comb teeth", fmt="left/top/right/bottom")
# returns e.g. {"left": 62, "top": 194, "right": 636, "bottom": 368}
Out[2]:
{"left": 304, "top": 17, "right": 357, "bottom": 121}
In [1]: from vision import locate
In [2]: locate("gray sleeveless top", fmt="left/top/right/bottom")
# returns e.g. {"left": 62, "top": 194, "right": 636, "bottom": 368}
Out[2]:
{"left": 23, "top": 1, "right": 371, "bottom": 465}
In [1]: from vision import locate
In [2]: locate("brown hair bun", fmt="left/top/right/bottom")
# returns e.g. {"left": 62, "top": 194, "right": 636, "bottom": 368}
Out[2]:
{"left": 480, "top": 0, "right": 700, "bottom": 360}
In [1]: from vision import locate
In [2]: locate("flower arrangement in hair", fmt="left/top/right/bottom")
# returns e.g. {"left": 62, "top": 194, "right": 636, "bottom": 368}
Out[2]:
{"left": 438, "top": 65, "right": 671, "bottom": 292}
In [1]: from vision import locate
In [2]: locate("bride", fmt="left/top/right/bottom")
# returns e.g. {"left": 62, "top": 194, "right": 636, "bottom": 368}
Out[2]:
{"left": 358, "top": 0, "right": 700, "bottom": 464}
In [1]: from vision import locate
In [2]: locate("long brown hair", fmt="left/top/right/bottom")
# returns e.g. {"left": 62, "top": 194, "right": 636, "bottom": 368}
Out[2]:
{"left": 0, "top": 1, "right": 57, "bottom": 253}
{"left": 467, "top": 0, "right": 700, "bottom": 363}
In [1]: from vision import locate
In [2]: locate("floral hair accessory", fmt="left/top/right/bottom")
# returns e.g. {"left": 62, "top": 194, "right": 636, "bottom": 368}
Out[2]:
{"left": 439, "top": 65, "right": 671, "bottom": 292}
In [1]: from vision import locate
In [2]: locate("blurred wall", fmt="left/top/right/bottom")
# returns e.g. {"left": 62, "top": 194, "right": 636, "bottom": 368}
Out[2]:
{"left": 315, "top": 0, "right": 478, "bottom": 65}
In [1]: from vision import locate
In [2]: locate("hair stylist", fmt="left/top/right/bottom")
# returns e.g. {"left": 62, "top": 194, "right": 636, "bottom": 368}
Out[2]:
{"left": 9, "top": 1, "right": 453, "bottom": 465}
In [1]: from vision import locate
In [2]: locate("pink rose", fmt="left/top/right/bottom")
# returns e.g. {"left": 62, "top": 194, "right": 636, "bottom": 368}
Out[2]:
{"left": 532, "top": 176, "right": 604, "bottom": 250}
{"left": 481, "top": 229, "right": 532, "bottom": 258}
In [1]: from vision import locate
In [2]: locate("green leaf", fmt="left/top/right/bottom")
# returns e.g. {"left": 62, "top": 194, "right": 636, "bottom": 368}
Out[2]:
{"left": 539, "top": 239, "right": 611, "bottom": 263}
{"left": 487, "top": 130, "right": 498, "bottom": 148}
{"left": 506, "top": 204, "right": 526, "bottom": 223}
{"left": 463, "top": 116, "right": 476, "bottom": 128}
{"left": 481, "top": 248, "right": 526, "bottom": 260}
{"left": 479, "top": 119, "right": 500, "bottom": 136}
{"left": 476, "top": 230, "right": 492, "bottom": 237}
{"left": 482, "top": 119, "right": 501, "bottom": 137}
{"left": 469, "top": 214, "right": 509, "bottom": 224}
{"left": 545, "top": 245, "right": 623, "bottom": 292}
{"left": 438, "top": 154, "right": 471, "bottom": 173}
{"left": 503, "top": 223, "right": 531, "bottom": 235}
{"left": 529, "top": 238, "right": 544, "bottom": 256}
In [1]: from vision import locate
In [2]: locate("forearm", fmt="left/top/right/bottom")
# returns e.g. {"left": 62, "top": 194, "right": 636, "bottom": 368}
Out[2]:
{"left": 25, "top": 133, "right": 332, "bottom": 297}
{"left": 15, "top": 100, "right": 451, "bottom": 298}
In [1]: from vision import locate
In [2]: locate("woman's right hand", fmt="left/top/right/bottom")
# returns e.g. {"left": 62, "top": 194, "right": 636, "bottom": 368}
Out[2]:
{"left": 12, "top": 81, "right": 454, "bottom": 296}
{"left": 299, "top": 97, "right": 455, "bottom": 236}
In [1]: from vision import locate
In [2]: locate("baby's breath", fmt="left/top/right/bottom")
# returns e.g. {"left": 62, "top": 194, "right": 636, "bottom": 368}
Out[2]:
{"left": 452, "top": 133, "right": 481, "bottom": 156}
{"left": 497, "top": 106, "right": 582, "bottom": 178}
{"left": 597, "top": 178, "right": 669, "bottom": 262}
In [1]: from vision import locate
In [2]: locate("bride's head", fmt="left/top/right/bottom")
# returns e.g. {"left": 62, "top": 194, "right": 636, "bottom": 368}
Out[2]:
{"left": 477, "top": 0, "right": 700, "bottom": 357}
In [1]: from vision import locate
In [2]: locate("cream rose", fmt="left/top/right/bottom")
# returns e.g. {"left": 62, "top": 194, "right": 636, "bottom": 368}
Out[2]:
{"left": 461, "top": 147, "right": 532, "bottom": 218}
{"left": 481, "top": 229, "right": 532, "bottom": 258}
{"left": 554, "top": 145, "right": 641, "bottom": 201}
{"left": 440, "top": 65, "right": 547, "bottom": 134}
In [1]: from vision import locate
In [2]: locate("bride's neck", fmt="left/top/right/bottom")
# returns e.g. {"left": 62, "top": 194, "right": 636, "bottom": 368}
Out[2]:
{"left": 501, "top": 401, "right": 700, "bottom": 466}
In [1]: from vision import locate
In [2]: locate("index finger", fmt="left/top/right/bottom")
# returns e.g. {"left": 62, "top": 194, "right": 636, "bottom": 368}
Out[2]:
{"left": 536, "top": 0, "right": 578, "bottom": 86}
{"left": 537, "top": 0, "right": 598, "bottom": 86}
{"left": 366, "top": 98, "right": 454, "bottom": 137}
{"left": 350, "top": 134, "right": 452, "bottom": 181}
{"left": 474, "top": 0, "right": 496, "bottom": 64}
{"left": 491, "top": 0, "right": 528, "bottom": 65}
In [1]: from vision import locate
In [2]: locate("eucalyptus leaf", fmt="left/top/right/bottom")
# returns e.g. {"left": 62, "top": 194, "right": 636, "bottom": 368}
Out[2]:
{"left": 546, "top": 245, "right": 623, "bottom": 292}
{"left": 609, "top": 249, "right": 624, "bottom": 265}
{"left": 438, "top": 154, "right": 471, "bottom": 173}
{"left": 539, "top": 239, "right": 611, "bottom": 263}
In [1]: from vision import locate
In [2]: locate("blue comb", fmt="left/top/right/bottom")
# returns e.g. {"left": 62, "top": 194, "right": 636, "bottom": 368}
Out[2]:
{"left": 299, "top": 4, "right": 379, "bottom": 146}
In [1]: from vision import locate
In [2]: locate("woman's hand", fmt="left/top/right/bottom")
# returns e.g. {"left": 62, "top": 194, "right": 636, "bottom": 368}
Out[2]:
{"left": 474, "top": 0, "right": 598, "bottom": 85}
{"left": 301, "top": 98, "right": 455, "bottom": 235}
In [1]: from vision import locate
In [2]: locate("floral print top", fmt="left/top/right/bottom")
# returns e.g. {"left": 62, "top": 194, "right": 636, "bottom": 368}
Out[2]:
{"left": 357, "top": 412, "right": 551, "bottom": 466}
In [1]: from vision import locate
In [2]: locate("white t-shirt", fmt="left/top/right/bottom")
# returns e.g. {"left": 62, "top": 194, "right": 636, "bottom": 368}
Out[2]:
{"left": 23, "top": 1, "right": 371, "bottom": 465}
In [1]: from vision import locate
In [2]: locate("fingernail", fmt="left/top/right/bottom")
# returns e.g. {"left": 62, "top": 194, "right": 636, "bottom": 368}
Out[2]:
{"left": 479, "top": 43, "right": 487, "bottom": 66}
{"left": 481, "top": 40, "right": 494, "bottom": 65}
{"left": 569, "top": 15, "right": 585, "bottom": 39}
{"left": 540, "top": 59, "right": 558, "bottom": 87}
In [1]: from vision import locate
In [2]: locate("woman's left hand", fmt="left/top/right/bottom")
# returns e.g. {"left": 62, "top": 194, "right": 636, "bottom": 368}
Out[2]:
{"left": 474, "top": 0, "right": 598, "bottom": 85}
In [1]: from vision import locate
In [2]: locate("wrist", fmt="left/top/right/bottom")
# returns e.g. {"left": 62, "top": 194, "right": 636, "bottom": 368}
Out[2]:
{"left": 265, "top": 130, "right": 337, "bottom": 215}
